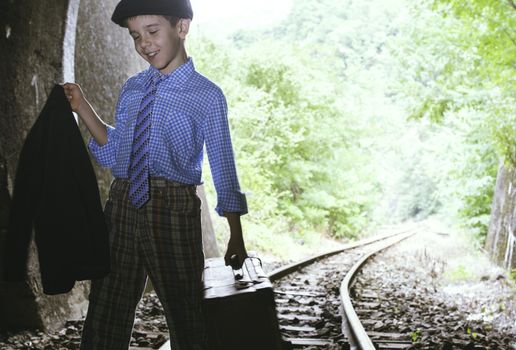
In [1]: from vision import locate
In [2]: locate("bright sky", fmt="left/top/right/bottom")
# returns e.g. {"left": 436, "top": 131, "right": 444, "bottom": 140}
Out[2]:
{"left": 190, "top": 0, "right": 293, "bottom": 35}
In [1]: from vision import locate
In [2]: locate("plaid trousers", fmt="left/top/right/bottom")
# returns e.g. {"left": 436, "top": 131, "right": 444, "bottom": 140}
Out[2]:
{"left": 80, "top": 178, "right": 206, "bottom": 350}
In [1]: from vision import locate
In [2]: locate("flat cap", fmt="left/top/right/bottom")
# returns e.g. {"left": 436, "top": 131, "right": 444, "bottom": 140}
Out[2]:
{"left": 111, "top": 0, "right": 193, "bottom": 27}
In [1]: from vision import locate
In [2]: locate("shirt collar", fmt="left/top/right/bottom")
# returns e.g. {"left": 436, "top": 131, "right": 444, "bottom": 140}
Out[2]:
{"left": 146, "top": 57, "right": 195, "bottom": 89}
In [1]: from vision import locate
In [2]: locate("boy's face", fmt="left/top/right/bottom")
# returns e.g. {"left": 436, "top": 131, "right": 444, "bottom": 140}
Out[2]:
{"left": 127, "top": 15, "right": 190, "bottom": 75}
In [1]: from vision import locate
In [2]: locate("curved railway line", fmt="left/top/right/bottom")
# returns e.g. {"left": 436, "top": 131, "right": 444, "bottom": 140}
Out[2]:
{"left": 1, "top": 223, "right": 510, "bottom": 350}
{"left": 270, "top": 225, "right": 420, "bottom": 349}
{"left": 5, "top": 223, "right": 509, "bottom": 350}
{"left": 155, "top": 224, "right": 422, "bottom": 350}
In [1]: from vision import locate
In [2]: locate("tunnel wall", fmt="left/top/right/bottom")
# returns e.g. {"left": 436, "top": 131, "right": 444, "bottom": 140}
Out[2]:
{"left": 486, "top": 164, "right": 516, "bottom": 270}
{"left": 0, "top": 0, "right": 88, "bottom": 332}
{"left": 74, "top": 0, "right": 146, "bottom": 202}
{"left": 0, "top": 0, "right": 218, "bottom": 331}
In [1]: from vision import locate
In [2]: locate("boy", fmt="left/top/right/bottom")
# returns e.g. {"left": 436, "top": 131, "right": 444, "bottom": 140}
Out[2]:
{"left": 63, "top": 0, "right": 248, "bottom": 348}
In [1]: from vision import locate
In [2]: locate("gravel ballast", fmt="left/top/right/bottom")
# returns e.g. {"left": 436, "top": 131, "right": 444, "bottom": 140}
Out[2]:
{"left": 351, "top": 226, "right": 515, "bottom": 350}
{"left": 1, "top": 223, "right": 514, "bottom": 349}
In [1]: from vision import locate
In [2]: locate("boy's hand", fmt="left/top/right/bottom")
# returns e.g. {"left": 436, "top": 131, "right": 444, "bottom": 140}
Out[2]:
{"left": 60, "top": 83, "right": 107, "bottom": 145}
{"left": 223, "top": 212, "right": 248, "bottom": 269}
{"left": 62, "top": 82, "right": 87, "bottom": 113}
{"left": 224, "top": 237, "right": 248, "bottom": 269}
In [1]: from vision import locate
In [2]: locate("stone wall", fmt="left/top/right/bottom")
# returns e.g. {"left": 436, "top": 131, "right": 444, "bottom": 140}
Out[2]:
{"left": 485, "top": 164, "right": 516, "bottom": 270}
{"left": 0, "top": 0, "right": 92, "bottom": 332}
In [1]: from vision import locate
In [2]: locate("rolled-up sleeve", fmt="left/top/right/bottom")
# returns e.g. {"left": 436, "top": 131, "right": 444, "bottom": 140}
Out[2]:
{"left": 204, "top": 89, "right": 248, "bottom": 216}
{"left": 88, "top": 125, "right": 117, "bottom": 168}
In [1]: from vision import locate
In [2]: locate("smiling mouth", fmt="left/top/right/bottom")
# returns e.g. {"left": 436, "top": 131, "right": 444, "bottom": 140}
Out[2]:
{"left": 146, "top": 51, "right": 158, "bottom": 59}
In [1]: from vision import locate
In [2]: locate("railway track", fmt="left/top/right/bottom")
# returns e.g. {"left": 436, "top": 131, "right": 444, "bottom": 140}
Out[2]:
{"left": 2, "top": 223, "right": 511, "bottom": 350}
{"left": 339, "top": 229, "right": 419, "bottom": 350}
{"left": 155, "top": 224, "right": 422, "bottom": 350}
{"left": 271, "top": 226, "right": 420, "bottom": 349}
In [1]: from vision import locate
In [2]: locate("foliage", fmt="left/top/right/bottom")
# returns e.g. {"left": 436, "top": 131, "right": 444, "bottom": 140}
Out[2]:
{"left": 467, "top": 327, "right": 479, "bottom": 340}
{"left": 430, "top": 0, "right": 516, "bottom": 163}
{"left": 444, "top": 264, "right": 476, "bottom": 282}
{"left": 189, "top": 35, "right": 379, "bottom": 241}
{"left": 411, "top": 328, "right": 422, "bottom": 343}
{"left": 387, "top": 0, "right": 515, "bottom": 238}
{"left": 510, "top": 268, "right": 516, "bottom": 283}
{"left": 188, "top": 0, "right": 515, "bottom": 254}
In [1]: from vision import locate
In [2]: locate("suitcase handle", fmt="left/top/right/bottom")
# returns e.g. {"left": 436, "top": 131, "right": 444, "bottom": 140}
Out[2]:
{"left": 230, "top": 252, "right": 263, "bottom": 270}
{"left": 230, "top": 254, "right": 266, "bottom": 288}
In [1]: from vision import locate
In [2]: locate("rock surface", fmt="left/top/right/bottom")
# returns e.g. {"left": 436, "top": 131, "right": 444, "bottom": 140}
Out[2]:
{"left": 485, "top": 163, "right": 516, "bottom": 270}
{"left": 0, "top": 291, "right": 169, "bottom": 350}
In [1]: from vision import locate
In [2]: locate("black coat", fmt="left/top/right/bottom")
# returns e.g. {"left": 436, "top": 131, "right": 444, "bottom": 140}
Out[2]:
{"left": 3, "top": 84, "right": 110, "bottom": 295}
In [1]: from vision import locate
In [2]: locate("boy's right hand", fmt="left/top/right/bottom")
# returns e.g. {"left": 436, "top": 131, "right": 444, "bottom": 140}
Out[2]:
{"left": 62, "top": 82, "right": 86, "bottom": 113}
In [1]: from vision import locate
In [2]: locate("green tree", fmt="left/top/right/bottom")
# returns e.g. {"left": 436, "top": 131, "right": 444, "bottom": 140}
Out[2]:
{"left": 389, "top": 0, "right": 515, "bottom": 237}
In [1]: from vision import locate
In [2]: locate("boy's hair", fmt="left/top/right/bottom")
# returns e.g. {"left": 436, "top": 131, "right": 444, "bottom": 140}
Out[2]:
{"left": 122, "top": 15, "right": 180, "bottom": 28}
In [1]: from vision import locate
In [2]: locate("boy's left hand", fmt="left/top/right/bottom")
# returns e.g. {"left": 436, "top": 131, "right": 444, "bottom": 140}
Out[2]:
{"left": 223, "top": 212, "right": 248, "bottom": 269}
{"left": 224, "top": 237, "right": 248, "bottom": 269}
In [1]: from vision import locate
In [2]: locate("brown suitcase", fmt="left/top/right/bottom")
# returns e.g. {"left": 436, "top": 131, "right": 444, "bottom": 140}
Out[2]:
{"left": 203, "top": 254, "right": 286, "bottom": 350}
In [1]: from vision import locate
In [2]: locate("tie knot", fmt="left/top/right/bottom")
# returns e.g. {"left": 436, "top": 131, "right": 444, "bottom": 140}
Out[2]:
{"left": 151, "top": 71, "right": 166, "bottom": 87}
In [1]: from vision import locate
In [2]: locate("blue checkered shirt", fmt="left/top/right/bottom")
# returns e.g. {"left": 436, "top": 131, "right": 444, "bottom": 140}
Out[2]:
{"left": 88, "top": 58, "right": 247, "bottom": 216}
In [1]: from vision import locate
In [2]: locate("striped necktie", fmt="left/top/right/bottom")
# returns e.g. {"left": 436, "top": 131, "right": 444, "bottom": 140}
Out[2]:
{"left": 128, "top": 74, "right": 159, "bottom": 208}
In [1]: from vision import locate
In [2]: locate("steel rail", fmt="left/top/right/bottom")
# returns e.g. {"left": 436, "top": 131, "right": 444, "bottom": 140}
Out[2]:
{"left": 268, "top": 224, "right": 419, "bottom": 282}
{"left": 339, "top": 229, "right": 420, "bottom": 350}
